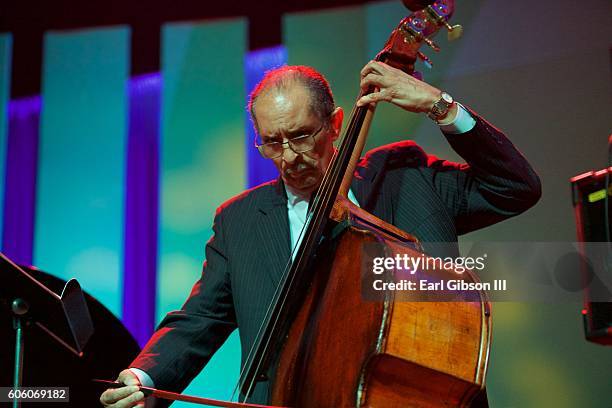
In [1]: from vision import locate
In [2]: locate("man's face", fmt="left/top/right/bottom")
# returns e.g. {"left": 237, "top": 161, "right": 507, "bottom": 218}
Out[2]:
{"left": 253, "top": 85, "right": 343, "bottom": 198}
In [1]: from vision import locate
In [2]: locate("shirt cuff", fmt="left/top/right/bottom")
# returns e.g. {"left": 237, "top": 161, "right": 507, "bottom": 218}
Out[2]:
{"left": 438, "top": 102, "right": 476, "bottom": 134}
{"left": 129, "top": 367, "right": 155, "bottom": 388}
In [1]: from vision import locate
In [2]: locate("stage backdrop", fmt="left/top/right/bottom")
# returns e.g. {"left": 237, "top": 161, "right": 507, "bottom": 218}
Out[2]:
{"left": 0, "top": 0, "right": 611, "bottom": 406}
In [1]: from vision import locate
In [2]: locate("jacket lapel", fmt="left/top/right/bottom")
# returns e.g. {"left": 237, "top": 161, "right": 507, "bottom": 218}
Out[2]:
{"left": 255, "top": 179, "right": 292, "bottom": 288}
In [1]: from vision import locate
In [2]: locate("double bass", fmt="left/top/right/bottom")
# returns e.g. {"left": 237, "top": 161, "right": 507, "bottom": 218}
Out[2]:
{"left": 237, "top": 1, "right": 491, "bottom": 406}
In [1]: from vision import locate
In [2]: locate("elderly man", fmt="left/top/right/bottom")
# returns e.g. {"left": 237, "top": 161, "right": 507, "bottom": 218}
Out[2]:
{"left": 100, "top": 62, "right": 540, "bottom": 407}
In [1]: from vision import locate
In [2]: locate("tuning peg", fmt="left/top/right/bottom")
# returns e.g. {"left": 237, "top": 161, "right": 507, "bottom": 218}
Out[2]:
{"left": 402, "top": 19, "right": 440, "bottom": 51}
{"left": 417, "top": 52, "right": 433, "bottom": 69}
{"left": 425, "top": 4, "right": 463, "bottom": 41}
{"left": 444, "top": 23, "right": 463, "bottom": 41}
{"left": 422, "top": 36, "right": 440, "bottom": 52}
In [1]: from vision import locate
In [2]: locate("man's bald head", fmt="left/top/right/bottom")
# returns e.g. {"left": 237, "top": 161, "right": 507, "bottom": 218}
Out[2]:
{"left": 248, "top": 65, "right": 335, "bottom": 131}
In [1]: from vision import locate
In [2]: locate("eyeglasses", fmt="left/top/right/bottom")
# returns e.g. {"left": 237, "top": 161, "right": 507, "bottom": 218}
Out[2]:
{"left": 255, "top": 123, "right": 326, "bottom": 159}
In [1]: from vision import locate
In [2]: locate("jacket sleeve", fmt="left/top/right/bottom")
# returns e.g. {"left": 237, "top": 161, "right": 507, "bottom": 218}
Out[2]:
{"left": 426, "top": 109, "right": 541, "bottom": 234}
{"left": 129, "top": 207, "right": 237, "bottom": 395}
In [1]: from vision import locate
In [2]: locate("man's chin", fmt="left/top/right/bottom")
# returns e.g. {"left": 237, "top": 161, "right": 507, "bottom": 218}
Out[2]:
{"left": 283, "top": 177, "right": 319, "bottom": 196}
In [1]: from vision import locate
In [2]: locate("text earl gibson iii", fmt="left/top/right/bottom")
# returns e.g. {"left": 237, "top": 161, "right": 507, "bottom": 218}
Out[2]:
{"left": 372, "top": 279, "right": 508, "bottom": 292}
{"left": 369, "top": 254, "right": 507, "bottom": 292}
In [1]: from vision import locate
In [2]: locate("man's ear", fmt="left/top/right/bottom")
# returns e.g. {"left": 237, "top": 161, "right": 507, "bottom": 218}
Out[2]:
{"left": 330, "top": 106, "right": 344, "bottom": 142}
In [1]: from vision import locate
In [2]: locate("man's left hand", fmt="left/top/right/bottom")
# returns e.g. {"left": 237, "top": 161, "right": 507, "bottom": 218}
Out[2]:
{"left": 357, "top": 60, "right": 449, "bottom": 117}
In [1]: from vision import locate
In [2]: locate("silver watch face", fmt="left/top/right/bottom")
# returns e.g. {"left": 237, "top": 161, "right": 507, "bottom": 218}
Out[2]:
{"left": 441, "top": 92, "right": 453, "bottom": 104}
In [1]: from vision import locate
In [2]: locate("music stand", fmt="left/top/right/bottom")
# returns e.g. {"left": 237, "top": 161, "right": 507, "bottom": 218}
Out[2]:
{"left": 0, "top": 252, "right": 94, "bottom": 407}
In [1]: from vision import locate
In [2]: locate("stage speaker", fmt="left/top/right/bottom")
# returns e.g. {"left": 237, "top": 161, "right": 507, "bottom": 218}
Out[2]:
{"left": 571, "top": 167, "right": 612, "bottom": 345}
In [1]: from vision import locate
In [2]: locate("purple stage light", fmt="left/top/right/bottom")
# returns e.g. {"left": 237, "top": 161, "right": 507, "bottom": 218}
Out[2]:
{"left": 245, "top": 45, "right": 287, "bottom": 188}
{"left": 122, "top": 72, "right": 161, "bottom": 347}
{"left": 2, "top": 96, "right": 41, "bottom": 266}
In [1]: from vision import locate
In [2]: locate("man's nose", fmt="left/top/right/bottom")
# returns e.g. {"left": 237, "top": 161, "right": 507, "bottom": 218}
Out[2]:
{"left": 281, "top": 142, "right": 299, "bottom": 163}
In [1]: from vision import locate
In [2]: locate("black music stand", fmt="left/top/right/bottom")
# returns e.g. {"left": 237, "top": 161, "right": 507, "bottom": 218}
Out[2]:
{"left": 0, "top": 252, "right": 94, "bottom": 407}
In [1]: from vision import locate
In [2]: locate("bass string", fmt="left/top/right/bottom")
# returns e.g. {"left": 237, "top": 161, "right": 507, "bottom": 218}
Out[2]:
{"left": 235, "top": 97, "right": 370, "bottom": 402}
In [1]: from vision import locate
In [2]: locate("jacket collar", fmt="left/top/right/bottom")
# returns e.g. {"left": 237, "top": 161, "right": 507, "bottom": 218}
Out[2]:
{"left": 258, "top": 177, "right": 288, "bottom": 214}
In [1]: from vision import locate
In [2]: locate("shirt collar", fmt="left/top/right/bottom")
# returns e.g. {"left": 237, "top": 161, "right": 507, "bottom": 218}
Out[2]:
{"left": 284, "top": 183, "right": 361, "bottom": 209}
{"left": 284, "top": 184, "right": 309, "bottom": 207}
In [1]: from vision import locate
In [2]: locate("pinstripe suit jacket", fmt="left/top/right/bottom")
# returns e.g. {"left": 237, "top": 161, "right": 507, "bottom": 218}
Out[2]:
{"left": 131, "top": 111, "right": 541, "bottom": 404}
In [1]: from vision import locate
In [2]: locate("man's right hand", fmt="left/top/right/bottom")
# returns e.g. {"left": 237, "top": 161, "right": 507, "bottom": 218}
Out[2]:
{"left": 99, "top": 369, "right": 146, "bottom": 407}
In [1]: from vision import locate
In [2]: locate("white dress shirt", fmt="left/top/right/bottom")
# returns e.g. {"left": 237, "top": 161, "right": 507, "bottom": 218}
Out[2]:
{"left": 286, "top": 186, "right": 360, "bottom": 260}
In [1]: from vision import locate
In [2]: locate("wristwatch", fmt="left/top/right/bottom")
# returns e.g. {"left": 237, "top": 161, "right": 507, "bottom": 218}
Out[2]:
{"left": 427, "top": 91, "right": 454, "bottom": 121}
